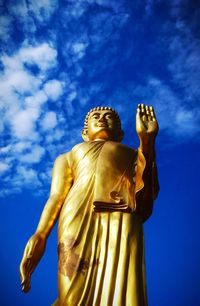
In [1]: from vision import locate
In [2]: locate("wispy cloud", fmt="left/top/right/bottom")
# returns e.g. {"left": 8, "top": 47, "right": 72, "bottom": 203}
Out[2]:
{"left": 169, "top": 33, "right": 200, "bottom": 103}
{"left": 130, "top": 77, "right": 200, "bottom": 139}
{"left": 0, "top": 0, "right": 199, "bottom": 197}
{"left": 0, "top": 14, "right": 13, "bottom": 43}
{"left": 6, "top": 0, "right": 58, "bottom": 30}
{"left": 0, "top": 41, "right": 71, "bottom": 196}
{"left": 0, "top": 162, "right": 9, "bottom": 173}
{"left": 41, "top": 112, "right": 58, "bottom": 131}
{"left": 20, "top": 145, "right": 45, "bottom": 163}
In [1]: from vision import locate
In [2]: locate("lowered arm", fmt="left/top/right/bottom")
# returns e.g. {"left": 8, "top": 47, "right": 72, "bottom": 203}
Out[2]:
{"left": 20, "top": 153, "right": 73, "bottom": 292}
{"left": 36, "top": 153, "right": 73, "bottom": 238}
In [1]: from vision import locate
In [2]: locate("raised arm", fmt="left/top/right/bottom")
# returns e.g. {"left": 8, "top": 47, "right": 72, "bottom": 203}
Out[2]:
{"left": 20, "top": 153, "right": 73, "bottom": 292}
{"left": 136, "top": 103, "right": 159, "bottom": 159}
{"left": 135, "top": 104, "right": 159, "bottom": 221}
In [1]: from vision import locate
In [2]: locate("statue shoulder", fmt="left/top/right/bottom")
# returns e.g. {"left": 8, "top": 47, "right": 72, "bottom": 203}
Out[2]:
{"left": 121, "top": 143, "right": 136, "bottom": 152}
{"left": 71, "top": 142, "right": 85, "bottom": 152}
{"left": 110, "top": 141, "right": 137, "bottom": 154}
{"left": 53, "top": 142, "right": 86, "bottom": 169}
{"left": 54, "top": 151, "right": 73, "bottom": 168}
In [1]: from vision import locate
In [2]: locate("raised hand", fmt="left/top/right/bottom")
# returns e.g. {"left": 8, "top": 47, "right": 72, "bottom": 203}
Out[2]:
{"left": 19, "top": 233, "right": 46, "bottom": 292}
{"left": 136, "top": 104, "right": 159, "bottom": 143}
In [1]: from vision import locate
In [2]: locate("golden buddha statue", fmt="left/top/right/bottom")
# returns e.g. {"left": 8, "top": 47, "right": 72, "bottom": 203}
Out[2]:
{"left": 20, "top": 104, "right": 159, "bottom": 306}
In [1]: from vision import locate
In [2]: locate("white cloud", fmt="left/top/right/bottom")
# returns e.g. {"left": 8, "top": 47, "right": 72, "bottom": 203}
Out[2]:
{"left": 25, "top": 90, "right": 48, "bottom": 108}
{"left": 0, "top": 43, "right": 58, "bottom": 112}
{"left": 168, "top": 28, "right": 200, "bottom": 101}
{"left": 17, "top": 166, "right": 40, "bottom": 184}
{"left": 0, "top": 15, "right": 13, "bottom": 42}
{"left": 20, "top": 145, "right": 45, "bottom": 163}
{"left": 0, "top": 42, "right": 59, "bottom": 143}
{"left": 44, "top": 79, "right": 63, "bottom": 101}
{"left": 86, "top": 0, "right": 124, "bottom": 13}
{"left": 7, "top": 0, "right": 58, "bottom": 34}
{"left": 0, "top": 120, "right": 4, "bottom": 133}
{"left": 176, "top": 110, "right": 193, "bottom": 124}
{"left": 72, "top": 42, "right": 88, "bottom": 58}
{"left": 1, "top": 68, "right": 40, "bottom": 95}
{"left": 1, "top": 54, "right": 22, "bottom": 72}
{"left": 2, "top": 0, "right": 199, "bottom": 200}
{"left": 0, "top": 41, "right": 62, "bottom": 197}
{"left": 8, "top": 0, "right": 28, "bottom": 19}
{"left": 175, "top": 109, "right": 200, "bottom": 135}
{"left": 28, "top": 0, "right": 58, "bottom": 23}
{"left": 0, "top": 145, "right": 12, "bottom": 154}
{"left": 61, "top": 3, "right": 86, "bottom": 19}
{"left": 53, "top": 129, "right": 65, "bottom": 140}
{"left": 67, "top": 91, "right": 77, "bottom": 102}
{"left": 13, "top": 142, "right": 31, "bottom": 153}
{"left": 5, "top": 1, "right": 36, "bottom": 35}
{"left": 10, "top": 109, "right": 39, "bottom": 139}
{"left": 0, "top": 162, "right": 10, "bottom": 173}
{"left": 41, "top": 111, "right": 58, "bottom": 130}
{"left": 120, "top": 76, "right": 200, "bottom": 139}
{"left": 39, "top": 168, "right": 52, "bottom": 182}
{"left": 45, "top": 129, "right": 65, "bottom": 143}
{"left": 18, "top": 43, "right": 58, "bottom": 71}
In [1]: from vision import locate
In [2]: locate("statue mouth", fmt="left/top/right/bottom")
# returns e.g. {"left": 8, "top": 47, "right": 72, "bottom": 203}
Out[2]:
{"left": 97, "top": 123, "right": 108, "bottom": 127}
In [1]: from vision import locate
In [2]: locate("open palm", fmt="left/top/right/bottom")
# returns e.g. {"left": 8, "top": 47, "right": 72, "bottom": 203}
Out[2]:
{"left": 20, "top": 233, "right": 46, "bottom": 292}
{"left": 136, "top": 104, "right": 159, "bottom": 140}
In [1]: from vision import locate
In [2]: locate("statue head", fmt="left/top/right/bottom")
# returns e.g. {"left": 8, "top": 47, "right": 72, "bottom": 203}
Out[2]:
{"left": 82, "top": 106, "right": 124, "bottom": 142}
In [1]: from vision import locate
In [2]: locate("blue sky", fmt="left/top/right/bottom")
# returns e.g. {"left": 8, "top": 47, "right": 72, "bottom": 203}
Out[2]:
{"left": 0, "top": 0, "right": 200, "bottom": 305}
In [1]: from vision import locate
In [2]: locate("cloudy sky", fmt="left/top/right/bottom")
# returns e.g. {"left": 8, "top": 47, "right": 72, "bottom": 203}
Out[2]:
{"left": 0, "top": 0, "right": 199, "bottom": 305}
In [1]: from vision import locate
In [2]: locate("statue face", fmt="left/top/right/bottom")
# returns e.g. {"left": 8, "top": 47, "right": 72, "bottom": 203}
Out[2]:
{"left": 86, "top": 110, "right": 118, "bottom": 141}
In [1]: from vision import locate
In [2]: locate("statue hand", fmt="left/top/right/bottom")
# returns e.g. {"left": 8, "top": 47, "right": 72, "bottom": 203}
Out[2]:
{"left": 136, "top": 104, "right": 159, "bottom": 143}
{"left": 19, "top": 233, "right": 46, "bottom": 293}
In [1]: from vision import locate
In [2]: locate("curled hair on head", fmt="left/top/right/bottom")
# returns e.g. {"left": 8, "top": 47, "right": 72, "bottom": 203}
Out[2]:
{"left": 83, "top": 106, "right": 122, "bottom": 131}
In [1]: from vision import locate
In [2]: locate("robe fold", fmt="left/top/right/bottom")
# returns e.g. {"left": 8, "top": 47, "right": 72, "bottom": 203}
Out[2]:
{"left": 52, "top": 140, "right": 159, "bottom": 306}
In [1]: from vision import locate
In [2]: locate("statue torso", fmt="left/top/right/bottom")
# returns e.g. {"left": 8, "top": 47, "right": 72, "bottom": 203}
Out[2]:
{"left": 67, "top": 141, "right": 137, "bottom": 211}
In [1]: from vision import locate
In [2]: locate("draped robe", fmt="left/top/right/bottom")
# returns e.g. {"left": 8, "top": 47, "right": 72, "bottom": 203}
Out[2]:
{"left": 53, "top": 140, "right": 159, "bottom": 306}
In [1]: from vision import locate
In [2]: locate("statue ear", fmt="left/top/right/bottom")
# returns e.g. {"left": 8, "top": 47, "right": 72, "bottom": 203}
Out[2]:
{"left": 117, "top": 130, "right": 124, "bottom": 142}
{"left": 82, "top": 129, "right": 89, "bottom": 142}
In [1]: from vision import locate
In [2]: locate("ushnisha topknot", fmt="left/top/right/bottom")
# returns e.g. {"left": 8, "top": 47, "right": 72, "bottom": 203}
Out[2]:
{"left": 83, "top": 106, "right": 122, "bottom": 130}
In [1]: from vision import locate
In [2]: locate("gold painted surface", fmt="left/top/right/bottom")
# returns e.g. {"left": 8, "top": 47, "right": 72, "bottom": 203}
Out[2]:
{"left": 20, "top": 105, "right": 159, "bottom": 306}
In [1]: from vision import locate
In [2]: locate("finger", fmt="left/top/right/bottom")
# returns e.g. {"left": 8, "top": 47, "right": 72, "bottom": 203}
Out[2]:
{"left": 20, "top": 259, "right": 27, "bottom": 282}
{"left": 145, "top": 105, "right": 152, "bottom": 121}
{"left": 138, "top": 103, "right": 149, "bottom": 123}
{"left": 149, "top": 106, "right": 155, "bottom": 117}
{"left": 20, "top": 262, "right": 31, "bottom": 293}
{"left": 149, "top": 106, "right": 156, "bottom": 122}
{"left": 141, "top": 104, "right": 147, "bottom": 121}
{"left": 21, "top": 276, "right": 31, "bottom": 293}
{"left": 20, "top": 270, "right": 26, "bottom": 284}
{"left": 25, "top": 260, "right": 33, "bottom": 275}
{"left": 141, "top": 103, "right": 145, "bottom": 114}
{"left": 137, "top": 104, "right": 144, "bottom": 116}
{"left": 142, "top": 114, "right": 147, "bottom": 122}
{"left": 26, "top": 261, "right": 36, "bottom": 280}
{"left": 137, "top": 105, "right": 143, "bottom": 118}
{"left": 138, "top": 104, "right": 146, "bottom": 120}
{"left": 136, "top": 108, "right": 141, "bottom": 122}
{"left": 28, "top": 261, "right": 35, "bottom": 276}
{"left": 20, "top": 257, "right": 33, "bottom": 283}
{"left": 136, "top": 108, "right": 145, "bottom": 131}
{"left": 137, "top": 106, "right": 147, "bottom": 120}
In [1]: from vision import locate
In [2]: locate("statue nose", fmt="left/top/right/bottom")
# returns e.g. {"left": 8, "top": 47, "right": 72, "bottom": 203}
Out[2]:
{"left": 98, "top": 117, "right": 106, "bottom": 122}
